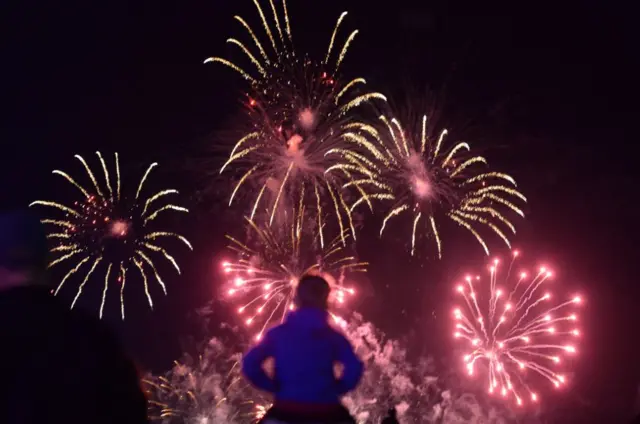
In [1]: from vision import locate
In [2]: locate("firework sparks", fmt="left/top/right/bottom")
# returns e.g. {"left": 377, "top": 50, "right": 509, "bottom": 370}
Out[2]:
{"left": 31, "top": 153, "right": 192, "bottom": 319}
{"left": 252, "top": 403, "right": 271, "bottom": 422}
{"left": 222, "top": 209, "right": 364, "bottom": 341}
{"left": 145, "top": 374, "right": 233, "bottom": 422}
{"left": 205, "top": 0, "right": 386, "bottom": 244}
{"left": 144, "top": 338, "right": 271, "bottom": 423}
{"left": 146, "top": 374, "right": 269, "bottom": 423}
{"left": 452, "top": 250, "right": 582, "bottom": 405}
{"left": 351, "top": 112, "right": 525, "bottom": 257}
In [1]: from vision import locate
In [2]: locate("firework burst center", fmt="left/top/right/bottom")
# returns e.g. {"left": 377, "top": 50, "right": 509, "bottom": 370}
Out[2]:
{"left": 109, "top": 219, "right": 130, "bottom": 237}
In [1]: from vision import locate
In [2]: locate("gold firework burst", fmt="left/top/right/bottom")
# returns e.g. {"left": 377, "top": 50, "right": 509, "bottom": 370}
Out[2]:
{"left": 205, "top": 0, "right": 386, "bottom": 245}
{"left": 348, "top": 113, "right": 526, "bottom": 257}
{"left": 30, "top": 152, "right": 192, "bottom": 319}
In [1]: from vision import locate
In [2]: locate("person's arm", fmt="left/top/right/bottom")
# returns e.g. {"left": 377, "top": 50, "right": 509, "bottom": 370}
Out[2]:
{"left": 334, "top": 332, "right": 364, "bottom": 395}
{"left": 242, "top": 331, "right": 278, "bottom": 393}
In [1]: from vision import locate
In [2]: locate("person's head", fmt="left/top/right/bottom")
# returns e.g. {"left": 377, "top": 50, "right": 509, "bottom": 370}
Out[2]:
{"left": 295, "top": 274, "right": 330, "bottom": 310}
{"left": 0, "top": 210, "right": 49, "bottom": 290}
{"left": 387, "top": 407, "right": 397, "bottom": 417}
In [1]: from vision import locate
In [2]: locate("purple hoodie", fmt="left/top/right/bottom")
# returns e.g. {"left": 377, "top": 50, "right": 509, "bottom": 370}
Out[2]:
{"left": 242, "top": 308, "right": 364, "bottom": 404}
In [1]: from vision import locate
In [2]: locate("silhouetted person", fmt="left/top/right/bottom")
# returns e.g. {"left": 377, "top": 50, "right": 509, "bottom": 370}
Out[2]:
{"left": 243, "top": 274, "right": 363, "bottom": 424}
{"left": 0, "top": 210, "right": 149, "bottom": 423}
{"left": 381, "top": 407, "right": 399, "bottom": 424}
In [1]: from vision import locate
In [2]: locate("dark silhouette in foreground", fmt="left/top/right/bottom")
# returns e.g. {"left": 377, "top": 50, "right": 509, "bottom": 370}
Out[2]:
{"left": 381, "top": 407, "right": 399, "bottom": 424}
{"left": 243, "top": 274, "right": 363, "bottom": 424}
{"left": 0, "top": 210, "right": 149, "bottom": 423}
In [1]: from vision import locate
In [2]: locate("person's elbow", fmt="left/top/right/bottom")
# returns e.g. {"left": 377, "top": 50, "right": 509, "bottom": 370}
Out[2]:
{"left": 341, "top": 356, "right": 364, "bottom": 392}
{"left": 241, "top": 351, "right": 261, "bottom": 383}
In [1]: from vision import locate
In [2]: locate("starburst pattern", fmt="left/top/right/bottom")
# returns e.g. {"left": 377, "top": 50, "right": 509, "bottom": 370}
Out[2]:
{"left": 30, "top": 153, "right": 192, "bottom": 319}
{"left": 452, "top": 250, "right": 582, "bottom": 405}
{"left": 222, "top": 209, "right": 364, "bottom": 341}
{"left": 349, "top": 113, "right": 525, "bottom": 257}
{"left": 205, "top": 0, "right": 386, "bottom": 245}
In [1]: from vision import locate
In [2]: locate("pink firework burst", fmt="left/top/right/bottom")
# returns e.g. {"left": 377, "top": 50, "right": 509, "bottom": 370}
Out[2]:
{"left": 222, "top": 212, "right": 363, "bottom": 341}
{"left": 452, "top": 250, "right": 582, "bottom": 406}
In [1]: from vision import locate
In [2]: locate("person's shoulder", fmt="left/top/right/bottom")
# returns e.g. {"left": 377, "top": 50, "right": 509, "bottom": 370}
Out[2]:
{"left": 263, "top": 322, "right": 289, "bottom": 340}
{"left": 324, "top": 325, "right": 351, "bottom": 345}
{"left": 51, "top": 299, "right": 122, "bottom": 351}
{"left": 326, "top": 324, "right": 348, "bottom": 337}
{"left": 3, "top": 289, "right": 126, "bottom": 366}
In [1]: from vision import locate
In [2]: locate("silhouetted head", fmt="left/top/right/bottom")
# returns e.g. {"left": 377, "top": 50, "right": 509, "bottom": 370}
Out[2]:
{"left": 387, "top": 407, "right": 397, "bottom": 417}
{"left": 295, "top": 274, "right": 330, "bottom": 310}
{"left": 0, "top": 210, "right": 49, "bottom": 289}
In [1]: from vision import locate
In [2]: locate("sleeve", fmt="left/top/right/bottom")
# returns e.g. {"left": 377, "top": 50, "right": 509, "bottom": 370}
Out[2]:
{"left": 241, "top": 330, "right": 278, "bottom": 393}
{"left": 334, "top": 332, "right": 364, "bottom": 395}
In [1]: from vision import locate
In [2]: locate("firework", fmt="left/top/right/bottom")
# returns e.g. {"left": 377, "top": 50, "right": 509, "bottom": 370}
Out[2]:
{"left": 349, "top": 112, "right": 525, "bottom": 257}
{"left": 222, "top": 209, "right": 364, "bottom": 341}
{"left": 205, "top": 0, "right": 386, "bottom": 244}
{"left": 146, "top": 372, "right": 267, "bottom": 424}
{"left": 253, "top": 403, "right": 270, "bottom": 422}
{"left": 30, "top": 153, "right": 192, "bottom": 319}
{"left": 144, "top": 338, "right": 266, "bottom": 423}
{"left": 145, "top": 373, "right": 238, "bottom": 423}
{"left": 452, "top": 250, "right": 582, "bottom": 405}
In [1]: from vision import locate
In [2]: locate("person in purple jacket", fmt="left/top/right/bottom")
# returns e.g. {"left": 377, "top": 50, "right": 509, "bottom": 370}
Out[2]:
{"left": 242, "top": 274, "right": 363, "bottom": 424}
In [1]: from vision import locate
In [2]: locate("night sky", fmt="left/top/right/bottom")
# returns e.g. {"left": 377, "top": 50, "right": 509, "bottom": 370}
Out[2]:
{"left": 2, "top": 0, "right": 637, "bottom": 422}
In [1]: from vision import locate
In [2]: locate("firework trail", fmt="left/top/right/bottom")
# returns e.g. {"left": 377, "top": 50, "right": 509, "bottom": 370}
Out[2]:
{"left": 348, "top": 111, "right": 525, "bottom": 257}
{"left": 452, "top": 250, "right": 582, "bottom": 406}
{"left": 205, "top": 0, "right": 386, "bottom": 245}
{"left": 30, "top": 153, "right": 192, "bottom": 319}
{"left": 222, "top": 208, "right": 364, "bottom": 341}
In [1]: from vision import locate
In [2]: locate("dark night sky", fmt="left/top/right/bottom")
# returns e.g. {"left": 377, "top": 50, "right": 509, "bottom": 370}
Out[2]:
{"left": 2, "top": 0, "right": 637, "bottom": 422}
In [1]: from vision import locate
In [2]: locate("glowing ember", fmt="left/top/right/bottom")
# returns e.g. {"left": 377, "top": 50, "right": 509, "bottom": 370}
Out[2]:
{"left": 298, "top": 108, "right": 316, "bottom": 130}
{"left": 411, "top": 176, "right": 431, "bottom": 199}
{"left": 109, "top": 220, "right": 129, "bottom": 237}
